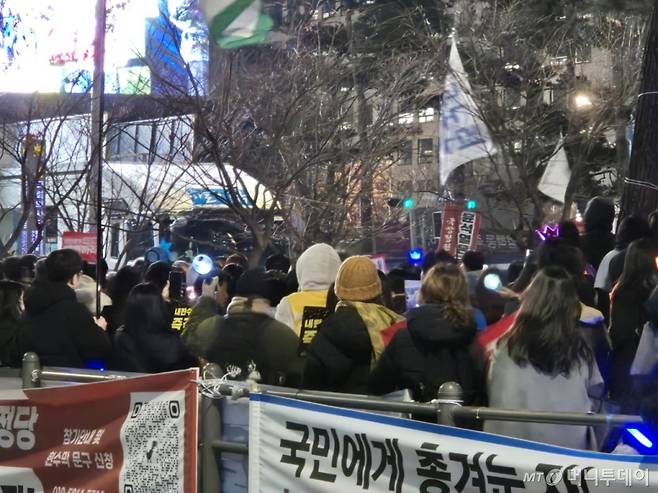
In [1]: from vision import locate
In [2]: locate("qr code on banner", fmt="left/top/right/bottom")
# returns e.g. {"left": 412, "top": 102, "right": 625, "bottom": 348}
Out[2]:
{"left": 119, "top": 391, "right": 185, "bottom": 493}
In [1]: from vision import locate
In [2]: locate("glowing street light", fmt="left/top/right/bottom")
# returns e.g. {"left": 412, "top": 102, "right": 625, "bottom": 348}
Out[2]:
{"left": 574, "top": 93, "right": 593, "bottom": 110}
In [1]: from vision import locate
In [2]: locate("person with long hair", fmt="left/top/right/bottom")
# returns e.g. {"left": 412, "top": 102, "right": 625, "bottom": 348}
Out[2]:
{"left": 609, "top": 238, "right": 658, "bottom": 404}
{"left": 111, "top": 283, "right": 196, "bottom": 373}
{"left": 368, "top": 263, "right": 483, "bottom": 407}
{"left": 485, "top": 267, "right": 603, "bottom": 450}
{"left": 595, "top": 216, "right": 650, "bottom": 321}
{"left": 0, "top": 280, "right": 24, "bottom": 366}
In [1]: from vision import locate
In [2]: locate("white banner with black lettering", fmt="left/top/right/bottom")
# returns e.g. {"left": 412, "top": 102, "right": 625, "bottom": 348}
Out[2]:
{"left": 248, "top": 393, "right": 658, "bottom": 492}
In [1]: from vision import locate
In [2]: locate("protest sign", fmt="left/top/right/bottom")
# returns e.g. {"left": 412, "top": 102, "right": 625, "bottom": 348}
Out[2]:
{"left": 249, "top": 393, "right": 658, "bottom": 492}
{"left": 0, "top": 369, "right": 198, "bottom": 493}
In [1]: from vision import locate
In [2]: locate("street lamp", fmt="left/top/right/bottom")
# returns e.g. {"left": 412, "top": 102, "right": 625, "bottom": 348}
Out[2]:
{"left": 574, "top": 92, "right": 593, "bottom": 110}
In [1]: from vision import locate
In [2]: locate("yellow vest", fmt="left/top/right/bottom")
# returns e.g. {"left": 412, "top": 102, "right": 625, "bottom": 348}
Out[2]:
{"left": 287, "top": 290, "right": 328, "bottom": 336}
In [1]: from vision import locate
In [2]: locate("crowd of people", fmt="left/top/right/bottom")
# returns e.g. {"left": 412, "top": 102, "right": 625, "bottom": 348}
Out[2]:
{"left": 2, "top": 196, "right": 658, "bottom": 453}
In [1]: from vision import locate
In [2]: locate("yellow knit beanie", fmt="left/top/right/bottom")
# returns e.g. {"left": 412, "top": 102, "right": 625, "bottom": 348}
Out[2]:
{"left": 334, "top": 256, "right": 382, "bottom": 302}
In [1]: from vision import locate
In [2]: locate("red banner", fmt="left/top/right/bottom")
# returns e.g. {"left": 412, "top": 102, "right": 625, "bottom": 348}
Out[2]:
{"left": 437, "top": 205, "right": 481, "bottom": 260}
{"left": 0, "top": 369, "right": 198, "bottom": 493}
{"left": 61, "top": 232, "right": 97, "bottom": 262}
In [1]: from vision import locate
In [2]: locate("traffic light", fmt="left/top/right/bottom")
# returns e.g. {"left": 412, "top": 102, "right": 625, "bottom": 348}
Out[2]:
{"left": 402, "top": 197, "right": 416, "bottom": 209}
{"left": 465, "top": 199, "right": 477, "bottom": 210}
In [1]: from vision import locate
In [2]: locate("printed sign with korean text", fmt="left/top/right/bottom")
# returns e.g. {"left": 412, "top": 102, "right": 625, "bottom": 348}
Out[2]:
{"left": 437, "top": 205, "right": 481, "bottom": 260}
{"left": 61, "top": 232, "right": 97, "bottom": 262}
{"left": 0, "top": 369, "right": 197, "bottom": 493}
{"left": 249, "top": 393, "right": 658, "bottom": 492}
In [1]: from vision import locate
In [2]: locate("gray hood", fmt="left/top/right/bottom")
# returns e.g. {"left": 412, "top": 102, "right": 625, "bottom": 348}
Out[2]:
{"left": 295, "top": 243, "right": 341, "bottom": 291}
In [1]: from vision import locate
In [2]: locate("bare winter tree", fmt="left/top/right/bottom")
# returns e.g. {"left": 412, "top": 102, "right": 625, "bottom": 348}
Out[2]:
{"left": 452, "top": 0, "right": 647, "bottom": 235}
{"left": 0, "top": 95, "right": 97, "bottom": 257}
{"left": 133, "top": 2, "right": 445, "bottom": 263}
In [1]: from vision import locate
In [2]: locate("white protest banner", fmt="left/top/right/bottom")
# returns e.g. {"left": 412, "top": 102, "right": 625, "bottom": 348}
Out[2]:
{"left": 439, "top": 38, "right": 497, "bottom": 184}
{"left": 538, "top": 136, "right": 571, "bottom": 203}
{"left": 249, "top": 393, "right": 658, "bottom": 492}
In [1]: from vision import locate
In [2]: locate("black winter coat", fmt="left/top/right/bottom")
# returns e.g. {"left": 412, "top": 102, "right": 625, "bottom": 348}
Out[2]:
{"left": 581, "top": 197, "right": 615, "bottom": 270}
{"left": 609, "top": 284, "right": 652, "bottom": 401}
{"left": 20, "top": 280, "right": 111, "bottom": 368}
{"left": 302, "top": 306, "right": 373, "bottom": 394}
{"left": 0, "top": 316, "right": 21, "bottom": 367}
{"left": 111, "top": 325, "right": 196, "bottom": 373}
{"left": 205, "top": 311, "right": 303, "bottom": 386}
{"left": 368, "top": 304, "right": 483, "bottom": 404}
{"left": 582, "top": 231, "right": 615, "bottom": 271}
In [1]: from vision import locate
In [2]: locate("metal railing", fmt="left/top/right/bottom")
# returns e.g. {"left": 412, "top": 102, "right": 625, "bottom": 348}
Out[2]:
{"left": 15, "top": 353, "right": 646, "bottom": 493}
{"left": 206, "top": 380, "right": 642, "bottom": 432}
{"left": 20, "top": 352, "right": 131, "bottom": 388}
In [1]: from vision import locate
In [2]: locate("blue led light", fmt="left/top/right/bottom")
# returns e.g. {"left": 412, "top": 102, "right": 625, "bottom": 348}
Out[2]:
{"left": 627, "top": 428, "right": 653, "bottom": 448}
{"left": 407, "top": 248, "right": 424, "bottom": 265}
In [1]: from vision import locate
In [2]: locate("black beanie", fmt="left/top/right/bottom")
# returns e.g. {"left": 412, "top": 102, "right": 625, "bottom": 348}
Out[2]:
{"left": 235, "top": 268, "right": 272, "bottom": 300}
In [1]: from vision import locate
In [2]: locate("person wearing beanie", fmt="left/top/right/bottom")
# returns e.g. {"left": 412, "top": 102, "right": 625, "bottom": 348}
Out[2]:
{"left": 275, "top": 243, "right": 342, "bottom": 336}
{"left": 302, "top": 256, "right": 405, "bottom": 394}
{"left": 189, "top": 268, "right": 303, "bottom": 386}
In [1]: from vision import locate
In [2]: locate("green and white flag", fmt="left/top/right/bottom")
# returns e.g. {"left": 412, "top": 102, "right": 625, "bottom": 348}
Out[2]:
{"left": 201, "top": 0, "right": 274, "bottom": 49}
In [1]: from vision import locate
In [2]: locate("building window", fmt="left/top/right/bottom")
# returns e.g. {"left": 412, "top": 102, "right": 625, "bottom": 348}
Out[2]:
{"left": 418, "top": 138, "right": 434, "bottom": 164}
{"left": 398, "top": 140, "right": 412, "bottom": 165}
{"left": 418, "top": 107, "right": 435, "bottom": 123}
{"left": 398, "top": 111, "right": 414, "bottom": 125}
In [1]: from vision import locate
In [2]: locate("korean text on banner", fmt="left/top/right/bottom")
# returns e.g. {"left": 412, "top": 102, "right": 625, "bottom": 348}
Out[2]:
{"left": 0, "top": 369, "right": 198, "bottom": 493}
{"left": 61, "top": 231, "right": 97, "bottom": 262}
{"left": 439, "top": 39, "right": 496, "bottom": 184}
{"left": 248, "top": 393, "right": 658, "bottom": 493}
{"left": 438, "top": 205, "right": 481, "bottom": 260}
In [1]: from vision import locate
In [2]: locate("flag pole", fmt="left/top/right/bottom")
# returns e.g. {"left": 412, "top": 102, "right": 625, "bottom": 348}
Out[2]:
{"left": 91, "top": 0, "right": 107, "bottom": 317}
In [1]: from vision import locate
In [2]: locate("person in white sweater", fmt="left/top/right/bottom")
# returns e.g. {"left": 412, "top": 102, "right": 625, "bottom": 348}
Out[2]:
{"left": 485, "top": 266, "right": 604, "bottom": 450}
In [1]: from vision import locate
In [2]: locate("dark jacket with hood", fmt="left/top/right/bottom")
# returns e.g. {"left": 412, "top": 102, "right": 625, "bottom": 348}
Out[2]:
{"left": 203, "top": 297, "right": 303, "bottom": 386}
{"left": 581, "top": 197, "right": 615, "bottom": 271}
{"left": 20, "top": 280, "right": 111, "bottom": 368}
{"left": 368, "top": 304, "right": 482, "bottom": 404}
{"left": 303, "top": 306, "right": 373, "bottom": 394}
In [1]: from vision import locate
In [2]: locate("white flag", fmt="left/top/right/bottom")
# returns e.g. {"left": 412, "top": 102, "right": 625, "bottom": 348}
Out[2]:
{"left": 538, "top": 136, "right": 571, "bottom": 203}
{"left": 439, "top": 39, "right": 496, "bottom": 184}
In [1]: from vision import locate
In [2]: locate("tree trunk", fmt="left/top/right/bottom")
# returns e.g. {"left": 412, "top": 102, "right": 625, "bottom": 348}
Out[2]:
{"left": 345, "top": 7, "right": 376, "bottom": 254}
{"left": 620, "top": 0, "right": 658, "bottom": 220}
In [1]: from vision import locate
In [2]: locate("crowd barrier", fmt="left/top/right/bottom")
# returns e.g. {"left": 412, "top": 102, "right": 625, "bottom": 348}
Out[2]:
{"left": 9, "top": 353, "right": 646, "bottom": 493}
